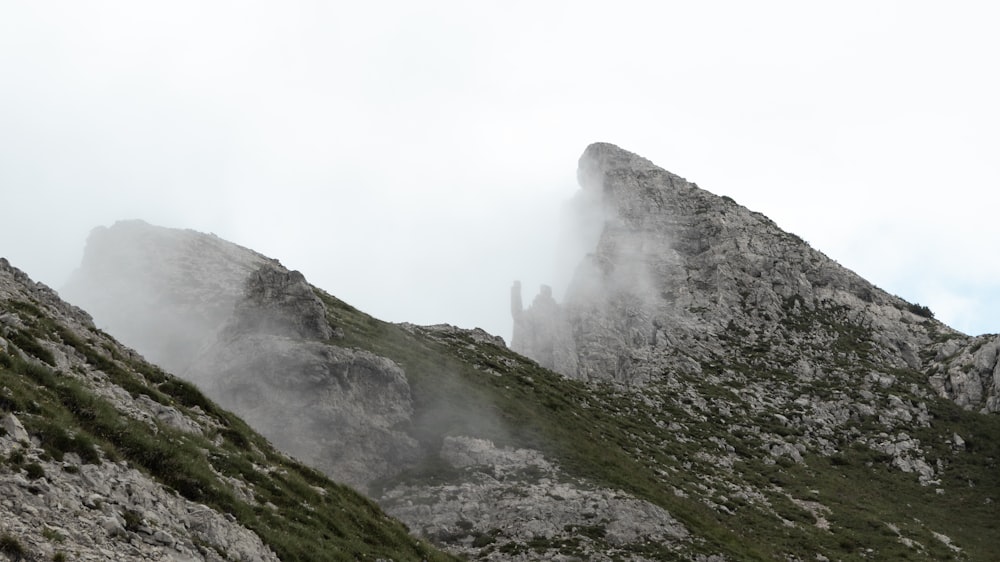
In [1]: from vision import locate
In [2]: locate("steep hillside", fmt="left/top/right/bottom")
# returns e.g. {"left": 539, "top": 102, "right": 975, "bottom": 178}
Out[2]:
{"left": 59, "top": 144, "right": 1000, "bottom": 561}
{"left": 320, "top": 291, "right": 1000, "bottom": 561}
{"left": 0, "top": 258, "right": 454, "bottom": 561}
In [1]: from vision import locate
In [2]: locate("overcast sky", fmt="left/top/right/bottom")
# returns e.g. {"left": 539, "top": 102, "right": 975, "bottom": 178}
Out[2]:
{"left": 1, "top": 1, "right": 997, "bottom": 341}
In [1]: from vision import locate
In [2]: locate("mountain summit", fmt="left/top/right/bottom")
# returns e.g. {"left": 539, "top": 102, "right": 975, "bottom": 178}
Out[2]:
{"left": 514, "top": 143, "right": 1000, "bottom": 413}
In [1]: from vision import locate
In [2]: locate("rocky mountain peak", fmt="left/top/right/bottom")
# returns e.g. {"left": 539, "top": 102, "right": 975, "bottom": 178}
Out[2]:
{"left": 577, "top": 142, "right": 661, "bottom": 191}
{"left": 63, "top": 223, "right": 420, "bottom": 490}
{"left": 514, "top": 144, "right": 999, "bottom": 414}
{"left": 63, "top": 220, "right": 274, "bottom": 374}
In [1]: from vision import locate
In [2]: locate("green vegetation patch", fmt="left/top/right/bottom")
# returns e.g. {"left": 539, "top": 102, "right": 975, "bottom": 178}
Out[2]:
{"left": 317, "top": 288, "right": 1000, "bottom": 560}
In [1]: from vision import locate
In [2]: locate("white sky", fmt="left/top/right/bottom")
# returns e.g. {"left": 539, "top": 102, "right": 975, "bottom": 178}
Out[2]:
{"left": 1, "top": 1, "right": 997, "bottom": 341}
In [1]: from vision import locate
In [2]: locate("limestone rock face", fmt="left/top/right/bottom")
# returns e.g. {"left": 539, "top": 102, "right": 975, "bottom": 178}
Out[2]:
{"left": 380, "top": 436, "right": 691, "bottom": 562}
{"left": 0, "top": 258, "right": 280, "bottom": 562}
{"left": 227, "top": 265, "right": 333, "bottom": 340}
{"left": 196, "top": 293, "right": 420, "bottom": 489}
{"left": 0, "top": 432, "right": 278, "bottom": 562}
{"left": 62, "top": 223, "right": 420, "bottom": 490}
{"left": 512, "top": 142, "right": 1000, "bottom": 413}
{"left": 927, "top": 334, "right": 1000, "bottom": 413}
{"left": 62, "top": 220, "right": 273, "bottom": 375}
{"left": 510, "top": 282, "right": 577, "bottom": 375}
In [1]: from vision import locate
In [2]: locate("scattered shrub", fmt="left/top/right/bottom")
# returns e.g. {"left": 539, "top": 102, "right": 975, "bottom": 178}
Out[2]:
{"left": 122, "top": 508, "right": 144, "bottom": 532}
{"left": 24, "top": 462, "right": 45, "bottom": 480}
{"left": 7, "top": 450, "right": 25, "bottom": 467}
{"left": 7, "top": 329, "right": 56, "bottom": 366}
{"left": 907, "top": 303, "right": 934, "bottom": 319}
{"left": 220, "top": 427, "right": 251, "bottom": 449}
{"left": 31, "top": 417, "right": 101, "bottom": 464}
{"left": 527, "top": 536, "right": 554, "bottom": 550}
{"left": 0, "top": 534, "right": 25, "bottom": 560}
{"left": 41, "top": 528, "right": 64, "bottom": 543}
{"left": 158, "top": 379, "right": 218, "bottom": 414}
{"left": 471, "top": 533, "right": 495, "bottom": 548}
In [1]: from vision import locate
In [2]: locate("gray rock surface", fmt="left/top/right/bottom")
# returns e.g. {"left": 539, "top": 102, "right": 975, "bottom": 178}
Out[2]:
{"left": 192, "top": 260, "right": 420, "bottom": 489}
{"left": 513, "top": 142, "right": 999, "bottom": 414}
{"left": 510, "top": 282, "right": 577, "bottom": 376}
{"left": 381, "top": 436, "right": 690, "bottom": 562}
{"left": 227, "top": 265, "right": 333, "bottom": 341}
{"left": 62, "top": 220, "right": 274, "bottom": 375}
{"left": 926, "top": 334, "right": 1000, "bottom": 413}
{"left": 1, "top": 412, "right": 29, "bottom": 444}
{"left": 63, "top": 224, "right": 422, "bottom": 490}
{"left": 0, "top": 431, "right": 276, "bottom": 562}
{"left": 194, "top": 329, "right": 420, "bottom": 490}
{"left": 0, "top": 258, "right": 278, "bottom": 562}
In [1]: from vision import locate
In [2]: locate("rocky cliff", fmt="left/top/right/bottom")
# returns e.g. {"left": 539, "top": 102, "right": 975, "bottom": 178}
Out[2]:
{"left": 64, "top": 223, "right": 419, "bottom": 490}
{"left": 0, "top": 258, "right": 452, "bottom": 561}
{"left": 513, "top": 142, "right": 1000, "bottom": 415}
{"left": 63, "top": 220, "right": 274, "bottom": 376}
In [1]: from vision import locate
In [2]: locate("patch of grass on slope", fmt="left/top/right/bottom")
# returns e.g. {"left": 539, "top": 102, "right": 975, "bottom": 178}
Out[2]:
{"left": 318, "top": 288, "right": 1000, "bottom": 561}
{"left": 0, "top": 297, "right": 456, "bottom": 562}
{"left": 317, "top": 289, "right": 769, "bottom": 560}
{"left": 742, "top": 439, "right": 995, "bottom": 561}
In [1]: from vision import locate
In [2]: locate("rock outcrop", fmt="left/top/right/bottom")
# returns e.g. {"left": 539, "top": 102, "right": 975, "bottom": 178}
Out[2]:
{"left": 927, "top": 333, "right": 1000, "bottom": 413}
{"left": 64, "top": 224, "right": 421, "bottom": 490}
{"left": 194, "top": 264, "right": 420, "bottom": 489}
{"left": 380, "top": 436, "right": 690, "bottom": 562}
{"left": 59, "top": 225, "right": 712, "bottom": 560}
{"left": 513, "top": 142, "right": 1000, "bottom": 414}
{"left": 62, "top": 220, "right": 274, "bottom": 374}
{"left": 510, "top": 282, "right": 577, "bottom": 375}
{"left": 1, "top": 427, "right": 277, "bottom": 562}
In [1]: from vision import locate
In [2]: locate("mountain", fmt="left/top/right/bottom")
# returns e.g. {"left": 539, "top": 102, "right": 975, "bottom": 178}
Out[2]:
{"left": 514, "top": 142, "right": 1000, "bottom": 414}
{"left": 59, "top": 144, "right": 999, "bottom": 561}
{"left": 0, "top": 258, "right": 454, "bottom": 561}
{"left": 63, "top": 221, "right": 418, "bottom": 491}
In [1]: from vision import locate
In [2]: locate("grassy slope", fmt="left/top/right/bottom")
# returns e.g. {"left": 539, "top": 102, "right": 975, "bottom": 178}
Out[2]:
{"left": 5, "top": 280, "right": 994, "bottom": 561}
{"left": 318, "top": 289, "right": 1000, "bottom": 561}
{"left": 0, "top": 297, "right": 457, "bottom": 562}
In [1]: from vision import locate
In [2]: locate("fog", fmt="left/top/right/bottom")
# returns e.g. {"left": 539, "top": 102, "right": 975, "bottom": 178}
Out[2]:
{"left": 2, "top": 2, "right": 999, "bottom": 341}
{"left": 59, "top": 220, "right": 520, "bottom": 490}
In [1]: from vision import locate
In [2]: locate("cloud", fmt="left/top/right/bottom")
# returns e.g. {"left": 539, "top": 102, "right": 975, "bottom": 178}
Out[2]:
{"left": 0, "top": 1, "right": 997, "bottom": 343}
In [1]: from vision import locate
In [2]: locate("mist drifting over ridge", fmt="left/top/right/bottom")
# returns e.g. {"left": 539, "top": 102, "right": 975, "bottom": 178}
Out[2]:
{"left": 61, "top": 219, "right": 518, "bottom": 491}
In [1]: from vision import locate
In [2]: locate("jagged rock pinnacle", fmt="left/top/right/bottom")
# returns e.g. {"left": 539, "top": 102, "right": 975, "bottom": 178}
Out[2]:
{"left": 513, "top": 143, "right": 999, "bottom": 413}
